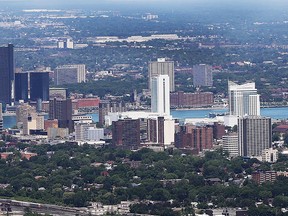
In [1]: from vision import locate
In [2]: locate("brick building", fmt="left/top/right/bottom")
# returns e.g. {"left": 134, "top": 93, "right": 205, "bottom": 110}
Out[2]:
{"left": 175, "top": 125, "right": 213, "bottom": 153}
{"left": 170, "top": 91, "right": 213, "bottom": 108}
{"left": 252, "top": 171, "right": 277, "bottom": 184}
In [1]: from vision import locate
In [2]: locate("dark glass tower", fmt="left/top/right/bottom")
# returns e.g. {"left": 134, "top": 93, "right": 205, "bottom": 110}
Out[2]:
{"left": 30, "top": 72, "right": 49, "bottom": 101}
{"left": 0, "top": 44, "right": 14, "bottom": 105}
{"left": 15, "top": 72, "right": 29, "bottom": 102}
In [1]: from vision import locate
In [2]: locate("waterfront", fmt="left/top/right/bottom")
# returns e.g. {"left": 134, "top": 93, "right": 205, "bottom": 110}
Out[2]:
{"left": 3, "top": 107, "right": 288, "bottom": 129}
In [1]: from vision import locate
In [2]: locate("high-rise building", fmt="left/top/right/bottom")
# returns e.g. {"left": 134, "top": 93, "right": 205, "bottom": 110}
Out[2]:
{"left": 112, "top": 119, "right": 140, "bottom": 149}
{"left": 151, "top": 75, "right": 170, "bottom": 116}
{"left": 0, "top": 44, "right": 14, "bottom": 105}
{"left": 54, "top": 64, "right": 86, "bottom": 85}
{"left": 75, "top": 122, "right": 104, "bottom": 141}
{"left": 49, "top": 98, "right": 73, "bottom": 133}
{"left": 170, "top": 91, "right": 214, "bottom": 108}
{"left": 238, "top": 116, "right": 272, "bottom": 157}
{"left": 148, "top": 58, "right": 174, "bottom": 91}
{"left": 49, "top": 88, "right": 68, "bottom": 100}
{"left": 228, "top": 81, "right": 260, "bottom": 117}
{"left": 15, "top": 72, "right": 28, "bottom": 102}
{"left": 16, "top": 103, "right": 36, "bottom": 128}
{"left": 193, "top": 64, "right": 213, "bottom": 87}
{"left": 30, "top": 72, "right": 49, "bottom": 101}
{"left": 0, "top": 103, "right": 3, "bottom": 133}
{"left": 222, "top": 133, "right": 239, "bottom": 157}
{"left": 23, "top": 114, "right": 44, "bottom": 135}
{"left": 147, "top": 116, "right": 175, "bottom": 146}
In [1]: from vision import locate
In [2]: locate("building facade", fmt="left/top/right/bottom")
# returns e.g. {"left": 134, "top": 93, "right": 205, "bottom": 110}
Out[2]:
{"left": 98, "top": 100, "right": 126, "bottom": 127}
{"left": 238, "top": 116, "right": 272, "bottom": 157}
{"left": 49, "top": 98, "right": 73, "bottom": 133}
{"left": 54, "top": 64, "right": 86, "bottom": 85}
{"left": 193, "top": 64, "right": 213, "bottom": 87}
{"left": 222, "top": 133, "right": 239, "bottom": 157}
{"left": 112, "top": 119, "right": 140, "bottom": 149}
{"left": 30, "top": 72, "right": 49, "bottom": 101}
{"left": 15, "top": 72, "right": 29, "bottom": 102}
{"left": 170, "top": 91, "right": 214, "bottom": 108}
{"left": 228, "top": 81, "right": 260, "bottom": 117}
{"left": 148, "top": 58, "right": 174, "bottom": 91}
{"left": 0, "top": 44, "right": 14, "bottom": 105}
{"left": 151, "top": 75, "right": 170, "bottom": 116}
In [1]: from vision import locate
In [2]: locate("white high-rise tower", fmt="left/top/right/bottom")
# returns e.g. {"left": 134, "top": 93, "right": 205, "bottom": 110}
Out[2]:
{"left": 228, "top": 81, "right": 260, "bottom": 117}
{"left": 151, "top": 75, "right": 170, "bottom": 116}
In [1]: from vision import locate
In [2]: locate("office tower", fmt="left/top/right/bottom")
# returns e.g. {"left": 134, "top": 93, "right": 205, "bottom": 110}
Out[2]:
{"left": 193, "top": 64, "right": 213, "bottom": 87}
{"left": 75, "top": 122, "right": 104, "bottom": 141}
{"left": 112, "top": 119, "right": 140, "bottom": 149}
{"left": 15, "top": 72, "right": 29, "bottom": 102}
{"left": 0, "top": 103, "right": 3, "bottom": 133}
{"left": 222, "top": 133, "right": 239, "bottom": 157}
{"left": 151, "top": 75, "right": 170, "bottom": 116}
{"left": 16, "top": 103, "right": 36, "bottom": 128}
{"left": 228, "top": 81, "right": 260, "bottom": 117}
{"left": 238, "top": 116, "right": 272, "bottom": 157}
{"left": 49, "top": 88, "right": 68, "bottom": 100}
{"left": 148, "top": 58, "right": 174, "bottom": 91}
{"left": 0, "top": 44, "right": 14, "bottom": 105}
{"left": 30, "top": 72, "right": 49, "bottom": 101}
{"left": 147, "top": 116, "right": 175, "bottom": 146}
{"left": 170, "top": 91, "right": 214, "bottom": 108}
{"left": 54, "top": 64, "right": 86, "bottom": 85}
{"left": 98, "top": 100, "right": 126, "bottom": 127}
{"left": 49, "top": 98, "right": 73, "bottom": 133}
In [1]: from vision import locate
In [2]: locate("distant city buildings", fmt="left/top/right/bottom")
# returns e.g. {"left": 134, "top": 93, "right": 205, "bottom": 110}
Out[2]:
{"left": 222, "top": 133, "right": 239, "bottom": 157}
{"left": 148, "top": 58, "right": 174, "bottom": 92}
{"left": 54, "top": 64, "right": 86, "bottom": 85}
{"left": 238, "top": 116, "right": 272, "bottom": 157}
{"left": 49, "top": 98, "right": 73, "bottom": 133}
{"left": 75, "top": 122, "right": 104, "bottom": 141}
{"left": 99, "top": 100, "right": 126, "bottom": 127}
{"left": 228, "top": 81, "right": 260, "bottom": 117}
{"left": 57, "top": 38, "right": 74, "bottom": 49}
{"left": 170, "top": 91, "right": 214, "bottom": 108}
{"left": 0, "top": 44, "right": 14, "bottom": 105}
{"left": 193, "top": 64, "right": 213, "bottom": 87}
{"left": 15, "top": 72, "right": 29, "bottom": 102}
{"left": 151, "top": 75, "right": 170, "bottom": 116}
{"left": 30, "top": 72, "right": 50, "bottom": 102}
{"left": 49, "top": 88, "right": 68, "bottom": 100}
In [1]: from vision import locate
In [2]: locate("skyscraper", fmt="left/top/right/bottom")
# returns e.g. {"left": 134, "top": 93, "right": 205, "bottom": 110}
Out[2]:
{"left": 30, "top": 72, "right": 49, "bottom": 101}
{"left": 148, "top": 58, "right": 174, "bottom": 91}
{"left": 15, "top": 72, "right": 29, "bottom": 102}
{"left": 151, "top": 75, "right": 170, "bottom": 116}
{"left": 193, "top": 64, "right": 213, "bottom": 87}
{"left": 0, "top": 44, "right": 14, "bottom": 105}
{"left": 238, "top": 116, "right": 272, "bottom": 157}
{"left": 49, "top": 98, "right": 73, "bottom": 133}
{"left": 228, "top": 81, "right": 260, "bottom": 117}
{"left": 54, "top": 64, "right": 86, "bottom": 85}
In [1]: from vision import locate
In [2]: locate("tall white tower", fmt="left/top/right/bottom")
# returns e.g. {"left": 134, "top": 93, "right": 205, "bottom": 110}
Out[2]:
{"left": 228, "top": 81, "right": 260, "bottom": 117}
{"left": 151, "top": 75, "right": 170, "bottom": 116}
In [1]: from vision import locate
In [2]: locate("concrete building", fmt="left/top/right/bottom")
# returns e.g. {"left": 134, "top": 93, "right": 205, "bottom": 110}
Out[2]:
{"left": 170, "top": 91, "right": 214, "bottom": 108}
{"left": 148, "top": 58, "right": 174, "bottom": 91}
{"left": 75, "top": 123, "right": 104, "bottom": 141}
{"left": 47, "top": 127, "right": 69, "bottom": 139}
{"left": 16, "top": 103, "right": 36, "bottom": 128}
{"left": 54, "top": 64, "right": 86, "bottom": 85}
{"left": 193, "top": 64, "right": 213, "bottom": 87}
{"left": 49, "top": 98, "right": 73, "bottom": 133}
{"left": 151, "top": 75, "right": 170, "bottom": 116}
{"left": 238, "top": 116, "right": 272, "bottom": 157}
{"left": 222, "top": 133, "right": 239, "bottom": 157}
{"left": 262, "top": 148, "right": 278, "bottom": 163}
{"left": 23, "top": 114, "right": 44, "bottom": 135}
{"left": 112, "top": 119, "right": 140, "bottom": 149}
{"left": 0, "top": 44, "right": 14, "bottom": 105}
{"left": 49, "top": 88, "right": 68, "bottom": 100}
{"left": 228, "top": 81, "right": 260, "bottom": 117}
{"left": 57, "top": 38, "right": 74, "bottom": 49}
